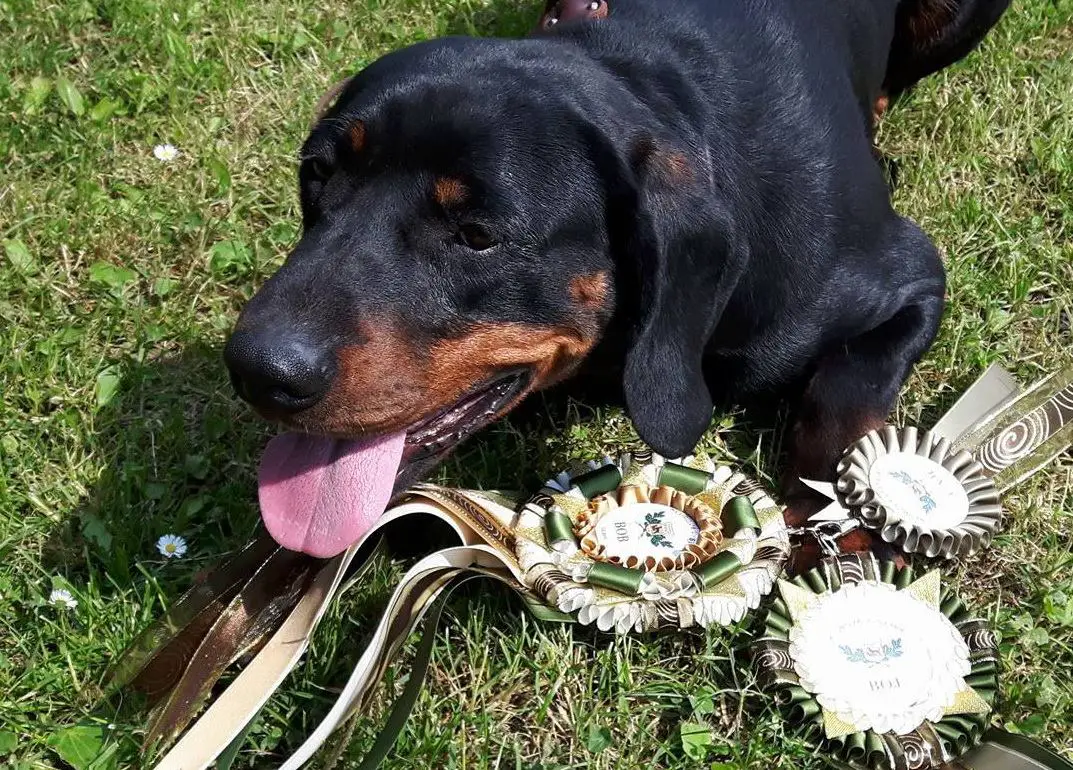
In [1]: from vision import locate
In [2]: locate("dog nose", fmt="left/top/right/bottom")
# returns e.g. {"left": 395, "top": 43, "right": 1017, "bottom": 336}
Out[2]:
{"left": 223, "top": 329, "right": 336, "bottom": 413}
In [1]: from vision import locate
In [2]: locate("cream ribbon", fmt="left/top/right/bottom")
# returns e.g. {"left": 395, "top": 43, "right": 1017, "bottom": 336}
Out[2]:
{"left": 151, "top": 499, "right": 520, "bottom": 770}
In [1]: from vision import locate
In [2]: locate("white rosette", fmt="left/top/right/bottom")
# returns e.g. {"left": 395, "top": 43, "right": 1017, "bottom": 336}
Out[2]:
{"left": 513, "top": 451, "right": 789, "bottom": 633}
{"left": 755, "top": 556, "right": 998, "bottom": 769}
{"left": 788, "top": 581, "right": 971, "bottom": 736}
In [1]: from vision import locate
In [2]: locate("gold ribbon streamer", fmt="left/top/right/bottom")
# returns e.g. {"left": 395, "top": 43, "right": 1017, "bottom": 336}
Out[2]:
{"left": 954, "top": 366, "right": 1073, "bottom": 492}
{"left": 151, "top": 550, "right": 359, "bottom": 770}
{"left": 144, "top": 547, "right": 317, "bottom": 750}
{"left": 122, "top": 491, "right": 522, "bottom": 770}
{"left": 105, "top": 535, "right": 283, "bottom": 700}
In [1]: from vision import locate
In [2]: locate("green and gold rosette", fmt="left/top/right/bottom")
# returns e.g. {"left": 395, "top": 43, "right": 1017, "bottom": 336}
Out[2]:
{"left": 753, "top": 553, "right": 1000, "bottom": 770}
{"left": 514, "top": 452, "right": 790, "bottom": 632}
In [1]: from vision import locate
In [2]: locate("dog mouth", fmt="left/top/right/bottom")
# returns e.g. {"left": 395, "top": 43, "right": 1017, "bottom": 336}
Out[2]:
{"left": 401, "top": 371, "right": 530, "bottom": 464}
{"left": 255, "top": 370, "right": 531, "bottom": 558}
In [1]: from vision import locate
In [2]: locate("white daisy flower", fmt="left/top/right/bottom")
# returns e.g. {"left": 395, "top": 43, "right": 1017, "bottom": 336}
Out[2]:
{"left": 49, "top": 588, "right": 78, "bottom": 609}
{"left": 157, "top": 534, "right": 188, "bottom": 558}
{"left": 153, "top": 144, "right": 179, "bottom": 162}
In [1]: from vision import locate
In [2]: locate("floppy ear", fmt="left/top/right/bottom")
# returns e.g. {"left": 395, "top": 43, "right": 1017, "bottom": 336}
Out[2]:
{"left": 309, "top": 77, "right": 353, "bottom": 129}
{"left": 621, "top": 139, "right": 747, "bottom": 457}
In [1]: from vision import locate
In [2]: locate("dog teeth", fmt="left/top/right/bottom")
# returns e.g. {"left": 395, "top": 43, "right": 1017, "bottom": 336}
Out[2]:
{"left": 408, "top": 377, "right": 524, "bottom": 451}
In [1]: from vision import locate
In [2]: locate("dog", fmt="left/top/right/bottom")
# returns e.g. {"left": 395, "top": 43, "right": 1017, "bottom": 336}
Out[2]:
{"left": 223, "top": 0, "right": 1009, "bottom": 561}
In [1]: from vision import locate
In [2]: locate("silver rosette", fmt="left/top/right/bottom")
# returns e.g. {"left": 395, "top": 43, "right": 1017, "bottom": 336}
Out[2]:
{"left": 513, "top": 451, "right": 790, "bottom": 633}
{"left": 834, "top": 426, "right": 1003, "bottom": 559}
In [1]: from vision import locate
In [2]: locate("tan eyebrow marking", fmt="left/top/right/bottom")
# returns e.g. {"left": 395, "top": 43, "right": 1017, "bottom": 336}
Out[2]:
{"left": 348, "top": 120, "right": 366, "bottom": 153}
{"left": 433, "top": 177, "right": 468, "bottom": 206}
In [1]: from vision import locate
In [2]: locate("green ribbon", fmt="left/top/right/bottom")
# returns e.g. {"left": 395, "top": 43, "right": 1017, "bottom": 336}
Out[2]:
{"left": 956, "top": 729, "right": 1073, "bottom": 770}
{"left": 762, "top": 602, "right": 792, "bottom": 636}
{"left": 657, "top": 462, "right": 711, "bottom": 494}
{"left": 586, "top": 562, "right": 646, "bottom": 594}
{"left": 690, "top": 551, "right": 743, "bottom": 591}
{"left": 721, "top": 495, "right": 760, "bottom": 535}
{"left": 828, "top": 731, "right": 886, "bottom": 765}
{"left": 520, "top": 593, "right": 575, "bottom": 624}
{"left": 543, "top": 509, "right": 576, "bottom": 550}
{"left": 572, "top": 464, "right": 622, "bottom": 498}
{"left": 781, "top": 686, "right": 821, "bottom": 721}
{"left": 792, "top": 568, "right": 827, "bottom": 595}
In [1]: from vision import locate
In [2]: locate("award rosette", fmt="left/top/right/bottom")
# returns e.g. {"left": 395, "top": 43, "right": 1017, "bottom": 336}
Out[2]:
{"left": 753, "top": 553, "right": 999, "bottom": 770}
{"left": 804, "top": 364, "right": 1073, "bottom": 559}
{"left": 807, "top": 427, "right": 1004, "bottom": 559}
{"left": 103, "top": 363, "right": 1073, "bottom": 770}
{"left": 514, "top": 451, "right": 791, "bottom": 632}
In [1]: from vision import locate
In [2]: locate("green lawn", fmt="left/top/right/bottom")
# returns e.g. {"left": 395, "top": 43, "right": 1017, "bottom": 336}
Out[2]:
{"left": 1, "top": 0, "right": 1072, "bottom": 767}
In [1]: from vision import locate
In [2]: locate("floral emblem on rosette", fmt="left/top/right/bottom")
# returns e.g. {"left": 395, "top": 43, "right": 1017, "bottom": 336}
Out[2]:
{"left": 574, "top": 482, "right": 723, "bottom": 572}
{"left": 513, "top": 450, "right": 790, "bottom": 633}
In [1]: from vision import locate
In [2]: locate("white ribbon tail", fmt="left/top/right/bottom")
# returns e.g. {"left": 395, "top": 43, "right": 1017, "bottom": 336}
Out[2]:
{"left": 279, "top": 544, "right": 509, "bottom": 770}
{"left": 797, "top": 478, "right": 851, "bottom": 523}
{"left": 798, "top": 477, "right": 838, "bottom": 500}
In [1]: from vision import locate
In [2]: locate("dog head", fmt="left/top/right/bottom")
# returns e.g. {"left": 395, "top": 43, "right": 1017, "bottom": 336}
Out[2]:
{"left": 224, "top": 37, "right": 736, "bottom": 556}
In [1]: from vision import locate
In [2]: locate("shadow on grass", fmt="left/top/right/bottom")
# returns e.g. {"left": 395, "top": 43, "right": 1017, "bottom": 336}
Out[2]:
{"left": 39, "top": 332, "right": 779, "bottom": 764}
{"left": 39, "top": 350, "right": 605, "bottom": 576}
{"left": 39, "top": 344, "right": 272, "bottom": 592}
{"left": 442, "top": 0, "right": 544, "bottom": 38}
{"left": 36, "top": 0, "right": 553, "bottom": 598}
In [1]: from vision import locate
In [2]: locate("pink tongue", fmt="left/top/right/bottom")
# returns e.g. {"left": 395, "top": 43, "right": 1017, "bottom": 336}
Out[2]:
{"left": 257, "top": 431, "right": 406, "bottom": 558}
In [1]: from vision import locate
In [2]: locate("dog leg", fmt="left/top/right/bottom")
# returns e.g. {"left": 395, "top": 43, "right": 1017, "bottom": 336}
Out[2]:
{"left": 782, "top": 222, "right": 945, "bottom": 571}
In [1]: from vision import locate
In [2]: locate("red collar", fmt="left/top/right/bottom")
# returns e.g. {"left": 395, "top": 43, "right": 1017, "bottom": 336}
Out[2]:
{"left": 536, "top": 0, "right": 609, "bottom": 33}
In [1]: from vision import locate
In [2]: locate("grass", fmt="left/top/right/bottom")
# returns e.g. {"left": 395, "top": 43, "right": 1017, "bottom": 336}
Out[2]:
{"left": 1, "top": 0, "right": 1071, "bottom": 766}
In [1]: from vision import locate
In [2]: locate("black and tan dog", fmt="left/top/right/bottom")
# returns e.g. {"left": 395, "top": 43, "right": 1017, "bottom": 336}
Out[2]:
{"left": 223, "top": 0, "right": 1009, "bottom": 560}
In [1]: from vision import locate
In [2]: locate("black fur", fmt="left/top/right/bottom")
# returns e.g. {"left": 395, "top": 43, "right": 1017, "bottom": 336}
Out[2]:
{"left": 225, "top": 0, "right": 1008, "bottom": 519}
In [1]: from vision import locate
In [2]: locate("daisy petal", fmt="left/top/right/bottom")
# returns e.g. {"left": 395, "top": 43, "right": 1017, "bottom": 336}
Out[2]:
{"left": 156, "top": 534, "right": 188, "bottom": 558}
{"left": 153, "top": 144, "right": 179, "bottom": 162}
{"left": 49, "top": 588, "right": 78, "bottom": 608}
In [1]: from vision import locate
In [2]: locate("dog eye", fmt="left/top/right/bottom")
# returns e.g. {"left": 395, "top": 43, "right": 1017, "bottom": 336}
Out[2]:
{"left": 457, "top": 223, "right": 497, "bottom": 251}
{"left": 306, "top": 158, "right": 333, "bottom": 182}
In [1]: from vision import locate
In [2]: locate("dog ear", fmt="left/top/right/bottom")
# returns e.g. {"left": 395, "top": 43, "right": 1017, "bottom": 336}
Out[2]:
{"left": 310, "top": 77, "right": 353, "bottom": 129}
{"left": 620, "top": 139, "right": 746, "bottom": 458}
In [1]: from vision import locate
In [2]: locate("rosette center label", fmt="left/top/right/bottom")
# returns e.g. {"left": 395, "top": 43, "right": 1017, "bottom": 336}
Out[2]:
{"left": 593, "top": 502, "right": 700, "bottom": 561}
{"left": 790, "top": 582, "right": 971, "bottom": 735}
{"left": 868, "top": 453, "right": 970, "bottom": 530}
